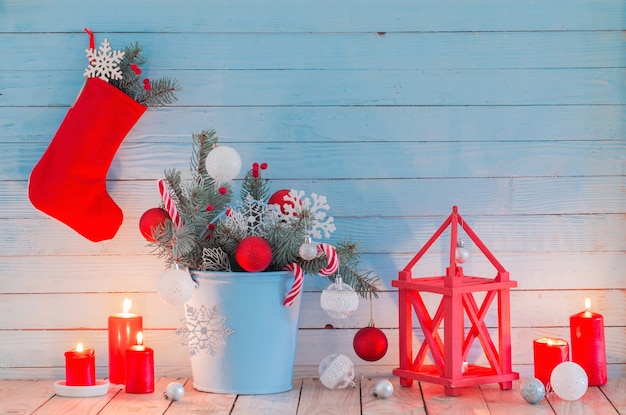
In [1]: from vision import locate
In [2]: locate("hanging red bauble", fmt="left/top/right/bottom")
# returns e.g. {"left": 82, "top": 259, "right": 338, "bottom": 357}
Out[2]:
{"left": 353, "top": 324, "right": 388, "bottom": 362}
{"left": 139, "top": 207, "right": 170, "bottom": 242}
{"left": 268, "top": 189, "right": 297, "bottom": 215}
{"left": 235, "top": 236, "right": 273, "bottom": 272}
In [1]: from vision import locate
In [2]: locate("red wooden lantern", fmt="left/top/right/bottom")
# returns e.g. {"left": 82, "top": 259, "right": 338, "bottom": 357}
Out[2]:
{"left": 392, "top": 206, "right": 519, "bottom": 396}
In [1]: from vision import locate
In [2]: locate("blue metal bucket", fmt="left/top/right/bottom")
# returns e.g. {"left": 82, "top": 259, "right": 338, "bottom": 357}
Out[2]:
{"left": 185, "top": 270, "right": 301, "bottom": 394}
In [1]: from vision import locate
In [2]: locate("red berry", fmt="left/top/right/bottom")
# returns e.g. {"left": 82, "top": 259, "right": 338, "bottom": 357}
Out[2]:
{"left": 219, "top": 187, "right": 227, "bottom": 195}
{"left": 206, "top": 204, "right": 214, "bottom": 211}
{"left": 252, "top": 171, "right": 259, "bottom": 178}
{"left": 260, "top": 162, "right": 268, "bottom": 170}
{"left": 208, "top": 223, "right": 215, "bottom": 230}
{"left": 143, "top": 78, "right": 150, "bottom": 84}
{"left": 130, "top": 64, "right": 137, "bottom": 70}
{"left": 144, "top": 84, "right": 151, "bottom": 91}
{"left": 252, "top": 162, "right": 259, "bottom": 170}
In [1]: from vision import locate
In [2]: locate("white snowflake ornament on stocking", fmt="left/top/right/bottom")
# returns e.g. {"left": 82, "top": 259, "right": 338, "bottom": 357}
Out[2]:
{"left": 84, "top": 38, "right": 125, "bottom": 82}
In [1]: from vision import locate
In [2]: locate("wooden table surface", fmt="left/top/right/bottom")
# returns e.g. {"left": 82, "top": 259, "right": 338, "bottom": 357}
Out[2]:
{"left": 1, "top": 377, "right": 624, "bottom": 415}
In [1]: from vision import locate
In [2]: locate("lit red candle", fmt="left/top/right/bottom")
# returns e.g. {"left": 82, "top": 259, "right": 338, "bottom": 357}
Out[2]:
{"left": 108, "top": 298, "right": 143, "bottom": 384}
{"left": 64, "top": 342, "right": 96, "bottom": 386}
{"left": 532, "top": 337, "right": 569, "bottom": 387}
{"left": 125, "top": 331, "right": 154, "bottom": 394}
{"left": 570, "top": 297, "right": 607, "bottom": 386}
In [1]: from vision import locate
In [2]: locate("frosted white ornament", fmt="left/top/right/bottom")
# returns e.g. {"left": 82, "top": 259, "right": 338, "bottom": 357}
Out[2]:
{"left": 298, "top": 237, "right": 318, "bottom": 261}
{"left": 320, "top": 276, "right": 359, "bottom": 319}
{"left": 318, "top": 354, "right": 356, "bottom": 389}
{"left": 205, "top": 146, "right": 242, "bottom": 183}
{"left": 550, "top": 361, "right": 588, "bottom": 401}
{"left": 165, "top": 381, "right": 185, "bottom": 401}
{"left": 157, "top": 264, "right": 197, "bottom": 305}
{"left": 372, "top": 379, "right": 394, "bottom": 398}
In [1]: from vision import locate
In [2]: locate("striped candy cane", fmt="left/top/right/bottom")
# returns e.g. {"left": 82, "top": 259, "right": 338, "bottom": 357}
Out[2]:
{"left": 317, "top": 243, "right": 339, "bottom": 276}
{"left": 157, "top": 179, "right": 183, "bottom": 232}
{"left": 283, "top": 262, "right": 304, "bottom": 307}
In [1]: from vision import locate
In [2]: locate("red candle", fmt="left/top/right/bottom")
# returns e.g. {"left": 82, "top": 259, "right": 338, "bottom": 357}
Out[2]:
{"left": 125, "top": 331, "right": 154, "bottom": 394}
{"left": 532, "top": 337, "right": 569, "bottom": 387}
{"left": 64, "top": 342, "right": 96, "bottom": 386}
{"left": 570, "top": 298, "right": 607, "bottom": 386}
{"left": 108, "top": 298, "right": 143, "bottom": 384}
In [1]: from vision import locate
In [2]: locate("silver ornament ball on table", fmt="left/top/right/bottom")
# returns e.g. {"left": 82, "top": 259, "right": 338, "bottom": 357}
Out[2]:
{"left": 520, "top": 378, "right": 545, "bottom": 404}
{"left": 164, "top": 381, "right": 185, "bottom": 401}
{"left": 372, "top": 379, "right": 394, "bottom": 398}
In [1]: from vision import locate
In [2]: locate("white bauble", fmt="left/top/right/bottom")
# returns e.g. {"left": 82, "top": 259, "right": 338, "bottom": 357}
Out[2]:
{"left": 320, "top": 277, "right": 359, "bottom": 319}
{"left": 550, "top": 361, "right": 588, "bottom": 401}
{"left": 157, "top": 265, "right": 197, "bottom": 305}
{"left": 205, "top": 146, "right": 242, "bottom": 183}
{"left": 318, "top": 354, "right": 356, "bottom": 389}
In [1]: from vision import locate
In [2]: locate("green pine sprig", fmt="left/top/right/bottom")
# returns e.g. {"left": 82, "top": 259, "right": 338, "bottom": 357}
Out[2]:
{"left": 110, "top": 41, "right": 180, "bottom": 107}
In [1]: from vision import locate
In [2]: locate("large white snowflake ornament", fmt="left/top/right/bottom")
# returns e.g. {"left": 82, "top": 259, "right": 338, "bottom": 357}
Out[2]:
{"left": 282, "top": 190, "right": 336, "bottom": 239}
{"left": 84, "top": 38, "right": 125, "bottom": 82}
{"left": 177, "top": 304, "right": 234, "bottom": 357}
{"left": 224, "top": 195, "right": 282, "bottom": 237}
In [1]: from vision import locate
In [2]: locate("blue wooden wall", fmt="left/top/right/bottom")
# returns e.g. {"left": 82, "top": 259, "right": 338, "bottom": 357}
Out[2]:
{"left": 1, "top": 0, "right": 624, "bottom": 380}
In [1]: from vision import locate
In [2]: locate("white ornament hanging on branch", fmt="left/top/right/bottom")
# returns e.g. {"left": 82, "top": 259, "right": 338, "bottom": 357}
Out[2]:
{"left": 298, "top": 237, "right": 318, "bottom": 261}
{"left": 157, "top": 264, "right": 197, "bottom": 305}
{"left": 320, "top": 276, "right": 359, "bottom": 319}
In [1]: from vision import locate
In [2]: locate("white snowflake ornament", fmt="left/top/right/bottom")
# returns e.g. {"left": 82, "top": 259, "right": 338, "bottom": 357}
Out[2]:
{"left": 84, "top": 38, "right": 125, "bottom": 82}
{"left": 178, "top": 304, "right": 234, "bottom": 357}
{"left": 282, "top": 190, "right": 336, "bottom": 239}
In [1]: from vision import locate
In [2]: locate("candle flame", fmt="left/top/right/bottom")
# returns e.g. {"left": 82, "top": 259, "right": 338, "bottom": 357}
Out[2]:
{"left": 76, "top": 342, "right": 84, "bottom": 352}
{"left": 123, "top": 298, "right": 132, "bottom": 314}
{"left": 585, "top": 297, "right": 591, "bottom": 312}
{"left": 136, "top": 331, "right": 143, "bottom": 345}
{"left": 546, "top": 339, "right": 554, "bottom": 346}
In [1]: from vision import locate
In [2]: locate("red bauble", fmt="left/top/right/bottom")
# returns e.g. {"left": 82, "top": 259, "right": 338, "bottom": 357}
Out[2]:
{"left": 268, "top": 189, "right": 297, "bottom": 215}
{"left": 353, "top": 325, "right": 388, "bottom": 362}
{"left": 139, "top": 208, "right": 170, "bottom": 242}
{"left": 235, "top": 236, "right": 273, "bottom": 272}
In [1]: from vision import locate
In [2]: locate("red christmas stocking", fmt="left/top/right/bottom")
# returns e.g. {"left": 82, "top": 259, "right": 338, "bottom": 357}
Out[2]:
{"left": 28, "top": 77, "right": 147, "bottom": 242}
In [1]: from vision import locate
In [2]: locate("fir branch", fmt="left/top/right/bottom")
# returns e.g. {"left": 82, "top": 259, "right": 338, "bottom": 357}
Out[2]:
{"left": 109, "top": 41, "right": 180, "bottom": 107}
{"left": 111, "top": 42, "right": 147, "bottom": 98}
{"left": 136, "top": 77, "right": 180, "bottom": 107}
{"left": 240, "top": 169, "right": 270, "bottom": 202}
{"left": 191, "top": 129, "right": 218, "bottom": 181}
{"left": 266, "top": 220, "right": 307, "bottom": 270}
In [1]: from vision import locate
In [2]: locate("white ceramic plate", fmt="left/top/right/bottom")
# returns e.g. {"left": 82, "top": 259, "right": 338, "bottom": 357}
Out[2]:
{"left": 54, "top": 380, "right": 110, "bottom": 397}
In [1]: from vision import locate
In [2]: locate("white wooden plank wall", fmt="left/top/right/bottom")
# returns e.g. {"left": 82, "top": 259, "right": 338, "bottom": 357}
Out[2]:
{"left": 0, "top": 0, "right": 624, "bottom": 381}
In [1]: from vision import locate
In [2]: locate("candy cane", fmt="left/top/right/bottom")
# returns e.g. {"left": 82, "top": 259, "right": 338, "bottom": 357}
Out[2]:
{"left": 157, "top": 179, "right": 183, "bottom": 232}
{"left": 317, "top": 243, "right": 339, "bottom": 276}
{"left": 283, "top": 262, "right": 304, "bottom": 307}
